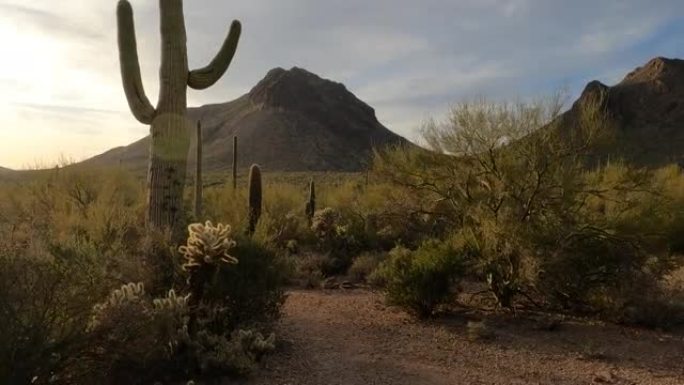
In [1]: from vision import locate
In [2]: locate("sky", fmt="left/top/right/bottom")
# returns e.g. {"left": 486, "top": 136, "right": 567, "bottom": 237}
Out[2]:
{"left": 1, "top": 0, "right": 683, "bottom": 169}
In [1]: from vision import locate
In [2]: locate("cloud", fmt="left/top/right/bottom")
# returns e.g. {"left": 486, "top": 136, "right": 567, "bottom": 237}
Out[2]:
{"left": 1, "top": 0, "right": 684, "bottom": 167}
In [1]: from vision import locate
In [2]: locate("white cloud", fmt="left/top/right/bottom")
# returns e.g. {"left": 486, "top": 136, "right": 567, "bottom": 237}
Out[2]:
{"left": 0, "top": 0, "right": 683, "bottom": 168}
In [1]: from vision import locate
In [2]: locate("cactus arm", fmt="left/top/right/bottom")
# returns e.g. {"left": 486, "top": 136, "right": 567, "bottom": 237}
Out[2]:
{"left": 188, "top": 20, "right": 242, "bottom": 90}
{"left": 117, "top": 0, "right": 156, "bottom": 124}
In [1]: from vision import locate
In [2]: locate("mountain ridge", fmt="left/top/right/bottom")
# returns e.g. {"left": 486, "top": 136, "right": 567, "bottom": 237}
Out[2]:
{"left": 73, "top": 57, "right": 684, "bottom": 173}
{"left": 85, "top": 67, "right": 412, "bottom": 173}
{"left": 559, "top": 57, "right": 684, "bottom": 166}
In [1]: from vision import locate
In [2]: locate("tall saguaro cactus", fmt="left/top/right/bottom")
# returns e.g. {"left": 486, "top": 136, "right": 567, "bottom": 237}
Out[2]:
{"left": 194, "top": 121, "right": 203, "bottom": 219}
{"left": 232, "top": 136, "right": 238, "bottom": 191}
{"left": 116, "top": 0, "right": 241, "bottom": 235}
{"left": 247, "top": 164, "right": 262, "bottom": 235}
{"left": 305, "top": 178, "right": 315, "bottom": 226}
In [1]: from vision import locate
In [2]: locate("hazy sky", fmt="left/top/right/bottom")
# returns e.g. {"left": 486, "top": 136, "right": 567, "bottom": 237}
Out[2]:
{"left": 1, "top": 0, "right": 683, "bottom": 169}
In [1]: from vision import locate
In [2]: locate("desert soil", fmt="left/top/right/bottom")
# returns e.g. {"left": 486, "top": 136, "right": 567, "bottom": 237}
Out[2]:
{"left": 241, "top": 289, "right": 684, "bottom": 385}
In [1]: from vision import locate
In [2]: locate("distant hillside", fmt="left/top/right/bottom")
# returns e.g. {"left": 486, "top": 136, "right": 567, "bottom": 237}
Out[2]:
{"left": 558, "top": 57, "right": 684, "bottom": 167}
{"left": 84, "top": 67, "right": 412, "bottom": 173}
{"left": 0, "top": 166, "right": 14, "bottom": 176}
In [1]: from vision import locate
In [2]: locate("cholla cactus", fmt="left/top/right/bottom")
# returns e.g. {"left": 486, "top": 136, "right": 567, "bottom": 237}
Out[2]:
{"left": 179, "top": 221, "right": 239, "bottom": 271}
{"left": 236, "top": 329, "right": 276, "bottom": 358}
{"left": 97, "top": 282, "right": 145, "bottom": 309}
{"left": 311, "top": 207, "right": 340, "bottom": 239}
{"left": 89, "top": 282, "right": 146, "bottom": 330}
{"left": 153, "top": 289, "right": 191, "bottom": 312}
{"left": 179, "top": 221, "right": 238, "bottom": 335}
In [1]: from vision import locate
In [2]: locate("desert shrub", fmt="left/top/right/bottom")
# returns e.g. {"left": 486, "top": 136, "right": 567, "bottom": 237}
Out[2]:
{"left": 200, "top": 234, "right": 287, "bottom": 330}
{"left": 374, "top": 95, "right": 684, "bottom": 326}
{"left": 288, "top": 252, "right": 330, "bottom": 288}
{"left": 348, "top": 252, "right": 386, "bottom": 283}
{"left": 77, "top": 222, "right": 284, "bottom": 384}
{"left": 0, "top": 251, "right": 98, "bottom": 385}
{"left": 254, "top": 211, "right": 311, "bottom": 249}
{"left": 0, "top": 198, "right": 284, "bottom": 384}
{"left": 82, "top": 282, "right": 276, "bottom": 384}
{"left": 80, "top": 284, "right": 189, "bottom": 383}
{"left": 310, "top": 207, "right": 360, "bottom": 275}
{"left": 377, "top": 240, "right": 465, "bottom": 317}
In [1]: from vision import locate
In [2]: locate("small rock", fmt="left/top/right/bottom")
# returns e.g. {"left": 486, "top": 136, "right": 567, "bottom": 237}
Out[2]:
{"left": 322, "top": 277, "right": 339, "bottom": 290}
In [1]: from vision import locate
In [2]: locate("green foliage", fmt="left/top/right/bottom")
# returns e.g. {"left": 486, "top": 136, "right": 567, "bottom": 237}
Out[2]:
{"left": 311, "top": 207, "right": 360, "bottom": 275}
{"left": 373, "top": 95, "right": 684, "bottom": 322}
{"left": 0, "top": 166, "right": 285, "bottom": 384}
{"left": 376, "top": 241, "right": 465, "bottom": 317}
{"left": 0, "top": 251, "right": 98, "bottom": 385}
{"left": 348, "top": 252, "right": 386, "bottom": 283}
{"left": 200, "top": 235, "right": 287, "bottom": 330}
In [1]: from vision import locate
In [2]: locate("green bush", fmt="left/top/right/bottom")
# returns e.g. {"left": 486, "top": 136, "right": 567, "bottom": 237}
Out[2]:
{"left": 348, "top": 252, "right": 386, "bottom": 283}
{"left": 201, "top": 234, "right": 287, "bottom": 330}
{"left": 0, "top": 251, "right": 98, "bottom": 385}
{"left": 83, "top": 282, "right": 276, "bottom": 384}
{"left": 310, "top": 207, "right": 360, "bottom": 275}
{"left": 377, "top": 240, "right": 465, "bottom": 318}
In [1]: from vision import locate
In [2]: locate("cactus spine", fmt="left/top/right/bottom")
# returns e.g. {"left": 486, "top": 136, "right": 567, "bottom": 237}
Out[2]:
{"left": 305, "top": 178, "right": 316, "bottom": 226}
{"left": 116, "top": 0, "right": 241, "bottom": 235}
{"left": 247, "top": 164, "right": 262, "bottom": 235}
{"left": 232, "top": 136, "right": 238, "bottom": 190}
{"left": 194, "top": 121, "right": 203, "bottom": 219}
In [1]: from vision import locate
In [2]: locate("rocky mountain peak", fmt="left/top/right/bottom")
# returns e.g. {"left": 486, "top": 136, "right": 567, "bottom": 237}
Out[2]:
{"left": 248, "top": 67, "right": 376, "bottom": 120}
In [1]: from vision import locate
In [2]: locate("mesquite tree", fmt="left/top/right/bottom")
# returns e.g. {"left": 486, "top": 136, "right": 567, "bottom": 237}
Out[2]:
{"left": 116, "top": 0, "right": 241, "bottom": 235}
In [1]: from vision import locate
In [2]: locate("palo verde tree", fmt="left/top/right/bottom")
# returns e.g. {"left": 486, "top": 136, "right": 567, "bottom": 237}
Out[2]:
{"left": 116, "top": 0, "right": 241, "bottom": 236}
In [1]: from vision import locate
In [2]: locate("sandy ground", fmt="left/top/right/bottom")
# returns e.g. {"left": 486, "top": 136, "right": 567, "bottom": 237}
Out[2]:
{"left": 240, "top": 289, "right": 684, "bottom": 385}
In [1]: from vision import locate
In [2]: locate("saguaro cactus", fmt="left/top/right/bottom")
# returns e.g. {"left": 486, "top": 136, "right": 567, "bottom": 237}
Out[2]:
{"left": 232, "top": 136, "right": 238, "bottom": 190}
{"left": 305, "top": 178, "right": 315, "bottom": 226}
{"left": 194, "top": 121, "right": 203, "bottom": 219}
{"left": 247, "top": 164, "right": 262, "bottom": 235}
{"left": 116, "top": 0, "right": 241, "bottom": 235}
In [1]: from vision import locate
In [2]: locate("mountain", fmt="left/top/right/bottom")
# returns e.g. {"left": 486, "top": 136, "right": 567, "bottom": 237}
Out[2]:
{"left": 0, "top": 166, "right": 14, "bottom": 175}
{"left": 558, "top": 57, "right": 684, "bottom": 167}
{"left": 85, "top": 67, "right": 412, "bottom": 173}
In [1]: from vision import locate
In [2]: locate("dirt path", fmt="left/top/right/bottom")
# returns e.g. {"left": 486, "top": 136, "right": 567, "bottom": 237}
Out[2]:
{"left": 243, "top": 290, "right": 684, "bottom": 385}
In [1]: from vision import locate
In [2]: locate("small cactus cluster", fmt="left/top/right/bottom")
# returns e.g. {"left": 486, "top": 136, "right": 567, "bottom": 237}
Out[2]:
{"left": 247, "top": 164, "right": 262, "bottom": 235}
{"left": 311, "top": 207, "right": 341, "bottom": 239}
{"left": 153, "top": 289, "right": 190, "bottom": 312}
{"left": 235, "top": 329, "right": 276, "bottom": 358}
{"left": 88, "top": 282, "right": 146, "bottom": 330}
{"left": 95, "top": 282, "right": 145, "bottom": 308}
{"left": 179, "top": 221, "right": 239, "bottom": 271}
